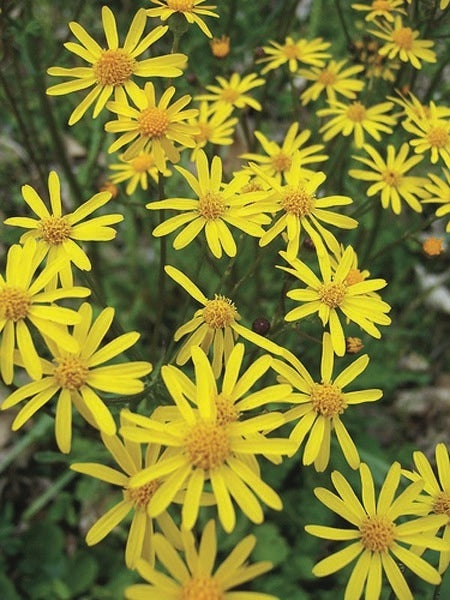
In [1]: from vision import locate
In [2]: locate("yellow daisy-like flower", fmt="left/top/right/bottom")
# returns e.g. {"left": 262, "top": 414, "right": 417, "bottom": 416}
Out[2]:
{"left": 70, "top": 414, "right": 180, "bottom": 569}
{"left": 402, "top": 102, "right": 450, "bottom": 167}
{"left": 4, "top": 171, "right": 123, "bottom": 287}
{"left": 147, "top": 150, "right": 270, "bottom": 258}
{"left": 153, "top": 342, "right": 292, "bottom": 441}
{"left": 250, "top": 158, "right": 358, "bottom": 259}
{"left": 164, "top": 265, "right": 286, "bottom": 376}
{"left": 126, "top": 520, "right": 276, "bottom": 600}
{"left": 279, "top": 245, "right": 391, "bottom": 356}
{"left": 369, "top": 16, "right": 436, "bottom": 69}
{"left": 257, "top": 36, "right": 331, "bottom": 74}
{"left": 147, "top": 0, "right": 219, "bottom": 38}
{"left": 46, "top": 7, "right": 186, "bottom": 125}
{"left": 317, "top": 99, "right": 397, "bottom": 148}
{"left": 241, "top": 122, "right": 328, "bottom": 182}
{"left": 403, "top": 443, "right": 450, "bottom": 574}
{"left": 0, "top": 239, "right": 89, "bottom": 384}
{"left": 1, "top": 303, "right": 152, "bottom": 453}
{"left": 195, "top": 72, "right": 265, "bottom": 111}
{"left": 109, "top": 152, "right": 170, "bottom": 195}
{"left": 390, "top": 90, "right": 450, "bottom": 122}
{"left": 422, "top": 169, "right": 450, "bottom": 232}
{"left": 306, "top": 462, "right": 447, "bottom": 600}
{"left": 120, "top": 346, "right": 294, "bottom": 532}
{"left": 299, "top": 60, "right": 365, "bottom": 106}
{"left": 105, "top": 81, "right": 198, "bottom": 168}
{"left": 190, "top": 101, "right": 238, "bottom": 159}
{"left": 351, "top": 0, "right": 406, "bottom": 22}
{"left": 349, "top": 143, "right": 429, "bottom": 214}
{"left": 272, "top": 333, "right": 382, "bottom": 472}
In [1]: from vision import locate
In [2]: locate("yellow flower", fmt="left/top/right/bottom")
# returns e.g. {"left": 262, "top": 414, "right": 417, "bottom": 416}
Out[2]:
{"left": 241, "top": 122, "right": 328, "bottom": 181}
{"left": 195, "top": 72, "right": 265, "bottom": 111}
{"left": 146, "top": 0, "right": 219, "bottom": 38}
{"left": 402, "top": 102, "right": 450, "bottom": 167}
{"left": 306, "top": 462, "right": 447, "bottom": 600}
{"left": 120, "top": 346, "right": 294, "bottom": 532}
{"left": 125, "top": 520, "right": 276, "bottom": 600}
{"left": 299, "top": 59, "right": 365, "bottom": 105}
{"left": 279, "top": 245, "right": 391, "bottom": 356}
{"left": 153, "top": 342, "right": 292, "bottom": 434}
{"left": 147, "top": 150, "right": 270, "bottom": 258}
{"left": 257, "top": 36, "right": 331, "bottom": 74}
{"left": 109, "top": 151, "right": 170, "bottom": 195}
{"left": 317, "top": 98, "right": 397, "bottom": 148}
{"left": 422, "top": 169, "right": 450, "bottom": 232}
{"left": 164, "top": 265, "right": 287, "bottom": 376}
{"left": 1, "top": 303, "right": 152, "bottom": 452}
{"left": 189, "top": 101, "right": 238, "bottom": 159}
{"left": 369, "top": 16, "right": 436, "bottom": 69}
{"left": 47, "top": 7, "right": 186, "bottom": 125}
{"left": 0, "top": 239, "right": 89, "bottom": 384}
{"left": 210, "top": 34, "right": 230, "bottom": 58}
{"left": 351, "top": 0, "right": 406, "bottom": 22}
{"left": 390, "top": 90, "right": 450, "bottom": 122}
{"left": 250, "top": 159, "right": 357, "bottom": 259}
{"left": 273, "top": 333, "right": 382, "bottom": 471}
{"left": 349, "top": 143, "right": 428, "bottom": 214}
{"left": 4, "top": 171, "right": 123, "bottom": 287}
{"left": 105, "top": 81, "right": 198, "bottom": 169}
{"left": 402, "top": 443, "right": 450, "bottom": 574}
{"left": 70, "top": 413, "right": 180, "bottom": 568}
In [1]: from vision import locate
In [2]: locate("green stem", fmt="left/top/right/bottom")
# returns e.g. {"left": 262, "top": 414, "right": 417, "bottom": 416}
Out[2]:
{"left": 432, "top": 582, "right": 441, "bottom": 600}
{"left": 225, "top": 0, "right": 237, "bottom": 35}
{"left": 287, "top": 68, "right": 301, "bottom": 122}
{"left": 150, "top": 173, "right": 167, "bottom": 359}
{"left": 368, "top": 213, "right": 439, "bottom": 263}
{"left": 361, "top": 201, "right": 383, "bottom": 265}
{"left": 334, "top": 0, "right": 353, "bottom": 46}
{"left": 0, "top": 415, "right": 53, "bottom": 475}
{"left": 23, "top": 470, "right": 77, "bottom": 521}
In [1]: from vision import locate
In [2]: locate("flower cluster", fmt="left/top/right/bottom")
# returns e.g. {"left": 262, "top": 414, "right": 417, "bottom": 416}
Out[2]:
{"left": 2, "top": 1, "right": 449, "bottom": 599}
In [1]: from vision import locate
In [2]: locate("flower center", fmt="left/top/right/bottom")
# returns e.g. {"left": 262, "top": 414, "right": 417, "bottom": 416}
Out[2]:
{"left": 360, "top": 515, "right": 396, "bottom": 552}
{"left": 271, "top": 152, "right": 292, "bottom": 173}
{"left": 310, "top": 382, "right": 346, "bottom": 417}
{"left": 345, "top": 269, "right": 365, "bottom": 286}
{"left": 346, "top": 102, "right": 366, "bottom": 122}
{"left": 198, "top": 191, "right": 226, "bottom": 220}
{"left": 427, "top": 126, "right": 449, "bottom": 148}
{"left": 318, "top": 282, "right": 347, "bottom": 307}
{"left": 220, "top": 88, "right": 240, "bottom": 103}
{"left": 124, "top": 480, "right": 161, "bottom": 510}
{"left": 381, "top": 169, "right": 401, "bottom": 187}
{"left": 281, "top": 185, "right": 315, "bottom": 216}
{"left": 433, "top": 491, "right": 450, "bottom": 520}
{"left": 53, "top": 356, "right": 89, "bottom": 390}
{"left": 137, "top": 107, "right": 170, "bottom": 138}
{"left": 0, "top": 286, "right": 32, "bottom": 321}
{"left": 283, "top": 43, "right": 300, "bottom": 59}
{"left": 131, "top": 153, "right": 155, "bottom": 172}
{"left": 185, "top": 422, "right": 230, "bottom": 471}
{"left": 202, "top": 296, "right": 237, "bottom": 329}
{"left": 215, "top": 394, "right": 240, "bottom": 426}
{"left": 167, "top": 0, "right": 194, "bottom": 10}
{"left": 94, "top": 49, "right": 136, "bottom": 86}
{"left": 181, "top": 576, "right": 223, "bottom": 600}
{"left": 392, "top": 27, "right": 414, "bottom": 51}
{"left": 372, "top": 0, "right": 391, "bottom": 10}
{"left": 39, "top": 216, "right": 72, "bottom": 245}
{"left": 318, "top": 69, "right": 337, "bottom": 86}
{"left": 195, "top": 122, "right": 213, "bottom": 142}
